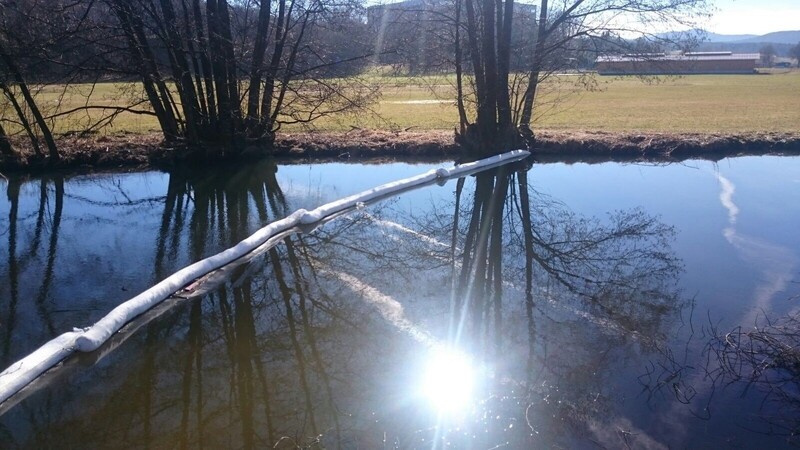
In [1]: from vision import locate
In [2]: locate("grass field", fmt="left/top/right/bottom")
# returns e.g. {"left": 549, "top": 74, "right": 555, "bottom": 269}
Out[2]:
{"left": 3, "top": 71, "right": 799, "bottom": 136}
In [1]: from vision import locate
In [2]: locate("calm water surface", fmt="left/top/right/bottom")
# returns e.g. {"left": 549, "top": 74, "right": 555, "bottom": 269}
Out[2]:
{"left": 1, "top": 156, "right": 799, "bottom": 448}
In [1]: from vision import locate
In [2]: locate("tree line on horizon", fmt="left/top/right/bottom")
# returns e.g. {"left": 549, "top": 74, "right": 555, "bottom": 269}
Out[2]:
{"left": 0, "top": 0, "right": 712, "bottom": 163}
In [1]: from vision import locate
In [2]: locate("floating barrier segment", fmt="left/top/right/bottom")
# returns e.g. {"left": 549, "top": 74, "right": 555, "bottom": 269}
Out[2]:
{"left": 0, "top": 149, "right": 529, "bottom": 407}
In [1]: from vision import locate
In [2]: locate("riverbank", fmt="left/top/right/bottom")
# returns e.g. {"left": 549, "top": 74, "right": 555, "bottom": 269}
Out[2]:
{"left": 277, "top": 129, "right": 800, "bottom": 162}
{"left": 2, "top": 130, "right": 800, "bottom": 174}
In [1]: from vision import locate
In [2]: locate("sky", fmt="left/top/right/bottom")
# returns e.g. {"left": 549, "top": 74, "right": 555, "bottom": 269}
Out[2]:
{"left": 366, "top": 0, "right": 800, "bottom": 36}
{"left": 696, "top": 0, "right": 799, "bottom": 35}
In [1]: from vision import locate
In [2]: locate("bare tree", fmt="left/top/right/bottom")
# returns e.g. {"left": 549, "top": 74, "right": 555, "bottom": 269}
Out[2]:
{"left": 0, "top": 4, "right": 60, "bottom": 161}
{"left": 0, "top": 0, "right": 379, "bottom": 163}
{"left": 105, "top": 0, "right": 378, "bottom": 159}
{"left": 0, "top": 0, "right": 138, "bottom": 161}
{"left": 450, "top": 0, "right": 710, "bottom": 156}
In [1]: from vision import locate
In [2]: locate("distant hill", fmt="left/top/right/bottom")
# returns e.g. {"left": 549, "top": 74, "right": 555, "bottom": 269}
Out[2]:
{"left": 731, "top": 30, "right": 800, "bottom": 45}
{"left": 655, "top": 29, "right": 799, "bottom": 56}
{"left": 703, "top": 31, "right": 758, "bottom": 42}
{"left": 695, "top": 42, "right": 793, "bottom": 56}
{"left": 658, "top": 29, "right": 800, "bottom": 45}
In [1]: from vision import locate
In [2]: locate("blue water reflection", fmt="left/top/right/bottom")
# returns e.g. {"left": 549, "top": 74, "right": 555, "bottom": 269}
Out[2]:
{"left": 0, "top": 156, "right": 798, "bottom": 448}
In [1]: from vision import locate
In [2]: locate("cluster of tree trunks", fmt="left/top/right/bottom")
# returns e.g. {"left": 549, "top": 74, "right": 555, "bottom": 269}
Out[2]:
{"left": 0, "top": 0, "right": 374, "bottom": 162}
{"left": 109, "top": 0, "right": 326, "bottom": 158}
{"left": 0, "top": 0, "right": 709, "bottom": 163}
{"left": 0, "top": 42, "right": 59, "bottom": 161}
{"left": 453, "top": 0, "right": 709, "bottom": 156}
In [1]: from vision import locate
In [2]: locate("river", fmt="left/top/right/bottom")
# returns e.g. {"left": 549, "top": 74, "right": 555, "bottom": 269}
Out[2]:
{"left": 1, "top": 155, "right": 799, "bottom": 448}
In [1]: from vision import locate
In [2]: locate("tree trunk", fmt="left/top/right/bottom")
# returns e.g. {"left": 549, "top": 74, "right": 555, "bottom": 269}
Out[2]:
{"left": 478, "top": 0, "right": 498, "bottom": 149}
{"left": 180, "top": 0, "right": 209, "bottom": 120}
{"left": 193, "top": 0, "right": 217, "bottom": 125}
{"left": 158, "top": 0, "right": 201, "bottom": 144}
{"left": 208, "top": 0, "right": 234, "bottom": 146}
{"left": 0, "top": 82, "right": 42, "bottom": 157}
{"left": 0, "top": 121, "right": 13, "bottom": 156}
{"left": 260, "top": 0, "right": 291, "bottom": 135}
{"left": 0, "top": 43, "right": 59, "bottom": 161}
{"left": 127, "top": 13, "right": 182, "bottom": 136}
{"left": 454, "top": 0, "right": 469, "bottom": 133}
{"left": 217, "top": 1, "right": 242, "bottom": 133}
{"left": 246, "top": 0, "right": 273, "bottom": 132}
{"left": 496, "top": 0, "right": 514, "bottom": 129}
{"left": 463, "top": 0, "right": 484, "bottom": 108}
{"left": 112, "top": 1, "right": 180, "bottom": 141}
{"left": 519, "top": 0, "right": 549, "bottom": 132}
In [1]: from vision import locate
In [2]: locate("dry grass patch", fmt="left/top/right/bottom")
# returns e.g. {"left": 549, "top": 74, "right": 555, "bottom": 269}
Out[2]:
{"left": 1, "top": 72, "right": 798, "bottom": 136}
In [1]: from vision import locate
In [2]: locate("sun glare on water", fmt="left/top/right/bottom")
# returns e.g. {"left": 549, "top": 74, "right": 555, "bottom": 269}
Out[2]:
{"left": 420, "top": 346, "right": 477, "bottom": 414}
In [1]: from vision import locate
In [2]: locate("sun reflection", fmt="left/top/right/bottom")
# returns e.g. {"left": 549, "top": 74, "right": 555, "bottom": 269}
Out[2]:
{"left": 420, "top": 346, "right": 477, "bottom": 413}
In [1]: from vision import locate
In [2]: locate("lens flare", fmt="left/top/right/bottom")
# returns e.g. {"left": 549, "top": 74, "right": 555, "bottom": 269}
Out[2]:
{"left": 420, "top": 346, "right": 476, "bottom": 413}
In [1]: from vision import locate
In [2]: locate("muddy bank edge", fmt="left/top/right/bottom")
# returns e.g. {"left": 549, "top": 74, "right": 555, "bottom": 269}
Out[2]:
{"left": 2, "top": 130, "right": 800, "bottom": 173}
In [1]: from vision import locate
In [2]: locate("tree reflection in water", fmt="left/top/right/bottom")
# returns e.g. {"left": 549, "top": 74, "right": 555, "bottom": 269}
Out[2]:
{"left": 0, "top": 160, "right": 686, "bottom": 448}
{"left": 2, "top": 175, "right": 64, "bottom": 368}
{"left": 642, "top": 298, "right": 800, "bottom": 446}
{"left": 384, "top": 165, "right": 684, "bottom": 448}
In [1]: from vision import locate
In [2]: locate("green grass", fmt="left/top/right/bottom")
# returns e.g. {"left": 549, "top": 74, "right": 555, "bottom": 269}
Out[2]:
{"left": 14, "top": 82, "right": 164, "bottom": 134}
{"left": 538, "top": 72, "right": 800, "bottom": 133}
{"left": 287, "top": 71, "right": 800, "bottom": 133}
{"left": 3, "top": 71, "right": 799, "bottom": 136}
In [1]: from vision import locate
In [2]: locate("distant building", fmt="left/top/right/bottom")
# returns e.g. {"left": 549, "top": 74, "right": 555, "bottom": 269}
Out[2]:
{"left": 595, "top": 52, "right": 760, "bottom": 75}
